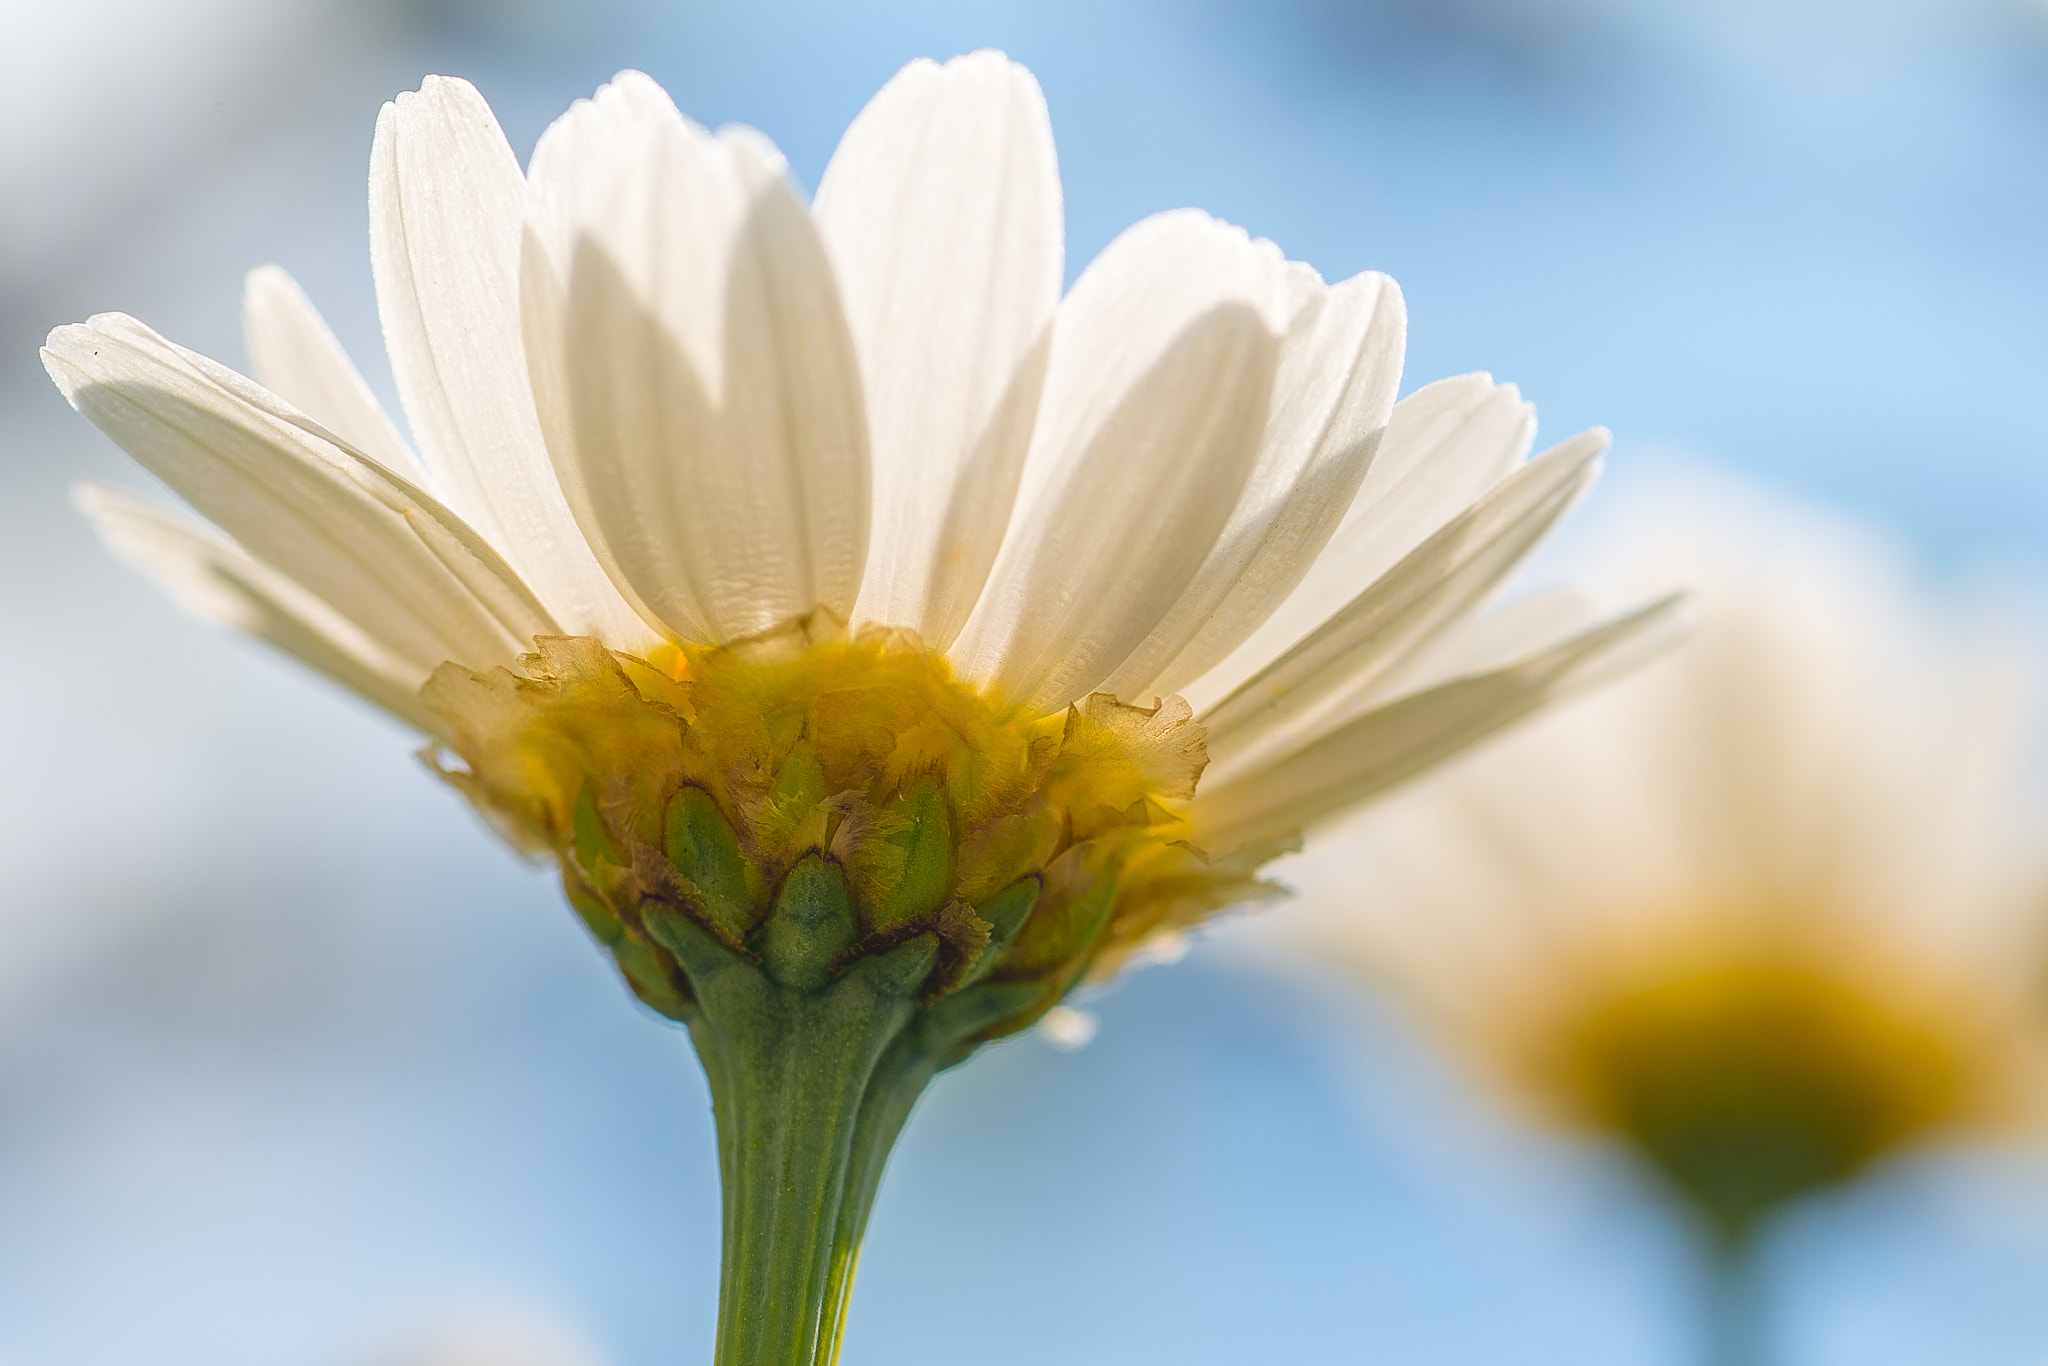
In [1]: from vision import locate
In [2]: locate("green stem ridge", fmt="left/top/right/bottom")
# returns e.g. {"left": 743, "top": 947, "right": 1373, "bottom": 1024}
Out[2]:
{"left": 648, "top": 854, "right": 1044, "bottom": 1366}
{"left": 812, "top": 978, "right": 1042, "bottom": 1362}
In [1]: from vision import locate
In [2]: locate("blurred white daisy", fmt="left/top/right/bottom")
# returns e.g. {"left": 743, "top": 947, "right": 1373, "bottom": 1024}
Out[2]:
{"left": 1270, "top": 468, "right": 2048, "bottom": 1247}
{"left": 47, "top": 51, "right": 1681, "bottom": 1362}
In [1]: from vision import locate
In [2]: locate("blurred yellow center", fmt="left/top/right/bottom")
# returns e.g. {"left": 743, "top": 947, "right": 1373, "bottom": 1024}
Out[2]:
{"left": 1536, "top": 952, "right": 1993, "bottom": 1239}
{"left": 416, "top": 614, "right": 1278, "bottom": 1034}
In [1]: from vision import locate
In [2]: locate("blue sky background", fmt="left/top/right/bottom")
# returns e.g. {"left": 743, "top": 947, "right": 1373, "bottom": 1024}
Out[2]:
{"left": 2, "top": 1, "right": 2048, "bottom": 1363}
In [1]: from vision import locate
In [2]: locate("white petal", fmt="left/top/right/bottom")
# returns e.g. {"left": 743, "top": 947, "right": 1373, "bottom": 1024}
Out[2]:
{"left": 371, "top": 74, "right": 649, "bottom": 645}
{"left": 1190, "top": 591, "right": 1694, "bottom": 853}
{"left": 522, "top": 70, "right": 689, "bottom": 558}
{"left": 547, "top": 115, "right": 870, "bottom": 642}
{"left": 526, "top": 71, "right": 687, "bottom": 284}
{"left": 75, "top": 481, "right": 444, "bottom": 735}
{"left": 1362, "top": 585, "right": 1607, "bottom": 702}
{"left": 1099, "top": 270, "right": 1407, "bottom": 701}
{"left": 947, "top": 210, "right": 1294, "bottom": 713}
{"left": 815, "top": 51, "right": 1063, "bottom": 647}
{"left": 1347, "top": 372, "right": 1536, "bottom": 575}
{"left": 241, "top": 265, "right": 418, "bottom": 479}
{"left": 1195, "top": 372, "right": 1535, "bottom": 702}
{"left": 46, "top": 314, "right": 554, "bottom": 678}
{"left": 1198, "top": 429, "right": 1609, "bottom": 779}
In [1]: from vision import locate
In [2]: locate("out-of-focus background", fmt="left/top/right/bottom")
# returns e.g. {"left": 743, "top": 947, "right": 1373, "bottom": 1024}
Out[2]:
{"left": 5, "top": 1, "right": 2048, "bottom": 1362}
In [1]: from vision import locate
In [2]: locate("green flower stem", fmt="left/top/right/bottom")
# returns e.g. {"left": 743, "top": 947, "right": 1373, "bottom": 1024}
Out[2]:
{"left": 673, "top": 927, "right": 929, "bottom": 1365}
{"left": 649, "top": 858, "right": 1044, "bottom": 1366}
{"left": 699, "top": 972, "right": 907, "bottom": 1361}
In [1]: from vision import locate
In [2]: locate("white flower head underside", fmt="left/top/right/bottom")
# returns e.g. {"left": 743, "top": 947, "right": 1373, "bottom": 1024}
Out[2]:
{"left": 52, "top": 51, "right": 1687, "bottom": 853}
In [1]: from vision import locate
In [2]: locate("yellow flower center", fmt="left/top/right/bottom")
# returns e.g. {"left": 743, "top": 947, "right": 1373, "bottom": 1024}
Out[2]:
{"left": 418, "top": 613, "right": 1276, "bottom": 1038}
{"left": 1534, "top": 951, "right": 2003, "bottom": 1239}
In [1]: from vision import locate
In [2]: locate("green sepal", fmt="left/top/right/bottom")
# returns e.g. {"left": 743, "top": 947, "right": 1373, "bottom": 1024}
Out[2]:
{"left": 642, "top": 893, "right": 753, "bottom": 993}
{"left": 572, "top": 785, "right": 624, "bottom": 876}
{"left": 754, "top": 854, "right": 860, "bottom": 991}
{"left": 991, "top": 845, "right": 1119, "bottom": 982}
{"left": 920, "top": 978, "right": 1045, "bottom": 1051}
{"left": 758, "top": 737, "right": 830, "bottom": 854}
{"left": 852, "top": 931, "right": 941, "bottom": 1002}
{"left": 568, "top": 876, "right": 694, "bottom": 1022}
{"left": 921, "top": 903, "right": 992, "bottom": 1002}
{"left": 665, "top": 785, "right": 760, "bottom": 940}
{"left": 955, "top": 876, "right": 1041, "bottom": 990}
{"left": 953, "top": 811, "right": 1060, "bottom": 906}
{"left": 564, "top": 877, "right": 628, "bottom": 949}
{"left": 866, "top": 778, "right": 952, "bottom": 932}
{"left": 613, "top": 934, "right": 696, "bottom": 1023}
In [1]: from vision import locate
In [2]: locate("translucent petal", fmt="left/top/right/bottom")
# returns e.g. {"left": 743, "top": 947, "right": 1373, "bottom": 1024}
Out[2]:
{"left": 75, "top": 481, "right": 444, "bottom": 735}
{"left": 815, "top": 51, "right": 1063, "bottom": 647}
{"left": 948, "top": 210, "right": 1294, "bottom": 714}
{"left": 1197, "top": 430, "right": 1610, "bottom": 778}
{"left": 1191, "top": 592, "right": 1694, "bottom": 853}
{"left": 522, "top": 69, "right": 688, "bottom": 557}
{"left": 1186, "top": 371, "right": 1536, "bottom": 705}
{"left": 241, "top": 265, "right": 417, "bottom": 479}
{"left": 548, "top": 116, "right": 871, "bottom": 642}
{"left": 371, "top": 74, "right": 648, "bottom": 644}
{"left": 1361, "top": 585, "right": 1609, "bottom": 703}
{"left": 46, "top": 313, "right": 554, "bottom": 678}
{"left": 1099, "top": 269, "right": 1407, "bottom": 701}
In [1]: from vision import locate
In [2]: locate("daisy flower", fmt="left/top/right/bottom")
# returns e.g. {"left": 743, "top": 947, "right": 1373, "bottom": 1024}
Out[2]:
{"left": 49, "top": 52, "right": 1681, "bottom": 1363}
{"left": 1266, "top": 470, "right": 2047, "bottom": 1360}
